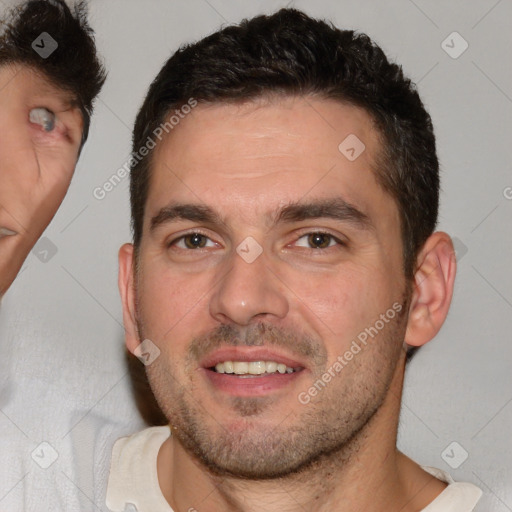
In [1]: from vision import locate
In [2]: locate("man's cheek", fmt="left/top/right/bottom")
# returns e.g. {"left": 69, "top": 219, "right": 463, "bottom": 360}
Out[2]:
{"left": 293, "top": 277, "right": 362, "bottom": 330}
{"left": 139, "top": 275, "right": 206, "bottom": 338}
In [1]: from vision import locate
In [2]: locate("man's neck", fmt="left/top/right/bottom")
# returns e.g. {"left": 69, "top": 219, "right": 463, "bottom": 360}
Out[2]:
{"left": 157, "top": 357, "right": 447, "bottom": 511}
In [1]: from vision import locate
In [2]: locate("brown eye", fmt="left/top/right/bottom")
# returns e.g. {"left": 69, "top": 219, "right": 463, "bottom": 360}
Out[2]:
{"left": 169, "top": 232, "right": 217, "bottom": 250}
{"left": 183, "top": 233, "right": 208, "bottom": 249}
{"left": 295, "top": 232, "right": 340, "bottom": 250}
{"left": 307, "top": 233, "right": 333, "bottom": 249}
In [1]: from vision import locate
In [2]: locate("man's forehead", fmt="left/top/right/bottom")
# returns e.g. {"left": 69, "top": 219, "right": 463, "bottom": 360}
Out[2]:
{"left": 150, "top": 98, "right": 380, "bottom": 183}
{"left": 144, "top": 96, "right": 390, "bottom": 225}
{"left": 155, "top": 96, "right": 378, "bottom": 156}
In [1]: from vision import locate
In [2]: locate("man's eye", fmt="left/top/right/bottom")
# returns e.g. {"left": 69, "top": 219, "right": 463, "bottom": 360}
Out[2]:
{"left": 295, "top": 232, "right": 341, "bottom": 250}
{"left": 29, "top": 107, "right": 56, "bottom": 132}
{"left": 171, "top": 233, "right": 216, "bottom": 250}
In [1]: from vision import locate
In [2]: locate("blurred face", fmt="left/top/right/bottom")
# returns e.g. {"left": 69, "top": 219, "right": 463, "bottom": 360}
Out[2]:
{"left": 0, "top": 63, "right": 84, "bottom": 296}
{"left": 130, "top": 97, "right": 410, "bottom": 478}
{"left": 0, "top": 64, "right": 83, "bottom": 236}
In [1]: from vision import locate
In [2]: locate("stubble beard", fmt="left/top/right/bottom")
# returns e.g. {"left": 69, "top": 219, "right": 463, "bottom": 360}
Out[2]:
{"left": 138, "top": 301, "right": 408, "bottom": 481}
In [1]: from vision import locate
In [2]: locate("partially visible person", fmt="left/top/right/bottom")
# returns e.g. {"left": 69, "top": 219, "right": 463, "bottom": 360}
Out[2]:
{"left": 0, "top": 1, "right": 109, "bottom": 510}
{"left": 0, "top": 0, "right": 106, "bottom": 298}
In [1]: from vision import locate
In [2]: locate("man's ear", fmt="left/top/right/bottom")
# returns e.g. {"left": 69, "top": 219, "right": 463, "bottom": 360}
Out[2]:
{"left": 404, "top": 232, "right": 457, "bottom": 347}
{"left": 118, "top": 243, "right": 140, "bottom": 354}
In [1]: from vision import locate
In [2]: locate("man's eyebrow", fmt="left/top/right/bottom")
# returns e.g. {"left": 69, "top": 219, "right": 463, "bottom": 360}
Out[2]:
{"left": 275, "top": 198, "right": 374, "bottom": 231}
{"left": 34, "top": 73, "right": 80, "bottom": 111}
{"left": 150, "top": 198, "right": 373, "bottom": 233}
{"left": 36, "top": 89, "right": 80, "bottom": 111}
{"left": 150, "top": 203, "right": 226, "bottom": 232}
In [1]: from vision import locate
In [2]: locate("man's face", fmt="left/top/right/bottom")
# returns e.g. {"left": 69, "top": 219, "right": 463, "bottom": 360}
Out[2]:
{"left": 0, "top": 64, "right": 83, "bottom": 240}
{"left": 129, "top": 97, "right": 410, "bottom": 478}
{"left": 0, "top": 63, "right": 84, "bottom": 295}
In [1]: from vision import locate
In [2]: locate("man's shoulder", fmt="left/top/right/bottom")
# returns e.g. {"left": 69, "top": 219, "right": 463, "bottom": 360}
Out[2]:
{"left": 420, "top": 466, "right": 483, "bottom": 512}
{"left": 106, "top": 426, "right": 172, "bottom": 512}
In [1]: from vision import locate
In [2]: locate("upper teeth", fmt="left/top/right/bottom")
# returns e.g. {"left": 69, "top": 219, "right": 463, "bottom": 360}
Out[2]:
{"left": 214, "top": 361, "right": 296, "bottom": 375}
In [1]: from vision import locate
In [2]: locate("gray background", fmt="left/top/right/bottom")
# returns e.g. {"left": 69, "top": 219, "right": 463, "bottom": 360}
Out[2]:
{"left": 0, "top": 0, "right": 511, "bottom": 510}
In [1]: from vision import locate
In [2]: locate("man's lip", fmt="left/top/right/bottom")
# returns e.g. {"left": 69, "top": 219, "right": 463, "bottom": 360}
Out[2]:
{"left": 200, "top": 348, "right": 307, "bottom": 369}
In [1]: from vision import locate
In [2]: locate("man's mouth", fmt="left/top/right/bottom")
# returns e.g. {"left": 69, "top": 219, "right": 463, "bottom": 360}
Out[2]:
{"left": 210, "top": 360, "right": 303, "bottom": 377}
{"left": 200, "top": 348, "right": 307, "bottom": 396}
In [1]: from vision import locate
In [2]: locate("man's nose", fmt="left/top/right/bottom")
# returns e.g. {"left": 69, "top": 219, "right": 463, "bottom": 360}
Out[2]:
{"left": 209, "top": 240, "right": 289, "bottom": 326}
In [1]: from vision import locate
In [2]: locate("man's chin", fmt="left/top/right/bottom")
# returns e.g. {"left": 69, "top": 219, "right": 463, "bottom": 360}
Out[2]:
{"left": 181, "top": 439, "right": 319, "bottom": 480}
{"left": 171, "top": 415, "right": 344, "bottom": 481}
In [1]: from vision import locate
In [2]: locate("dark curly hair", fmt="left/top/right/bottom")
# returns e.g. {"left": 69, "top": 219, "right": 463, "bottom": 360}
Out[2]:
{"left": 130, "top": 8, "right": 439, "bottom": 281}
{"left": 0, "top": 0, "right": 106, "bottom": 150}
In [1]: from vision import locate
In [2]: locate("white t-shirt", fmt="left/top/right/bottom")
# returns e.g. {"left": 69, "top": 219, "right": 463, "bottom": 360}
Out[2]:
{"left": 106, "top": 426, "right": 483, "bottom": 512}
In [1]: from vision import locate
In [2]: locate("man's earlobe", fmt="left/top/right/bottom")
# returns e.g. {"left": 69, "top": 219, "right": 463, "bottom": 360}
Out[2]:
{"left": 404, "top": 232, "right": 457, "bottom": 348}
{"left": 118, "top": 243, "right": 140, "bottom": 354}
